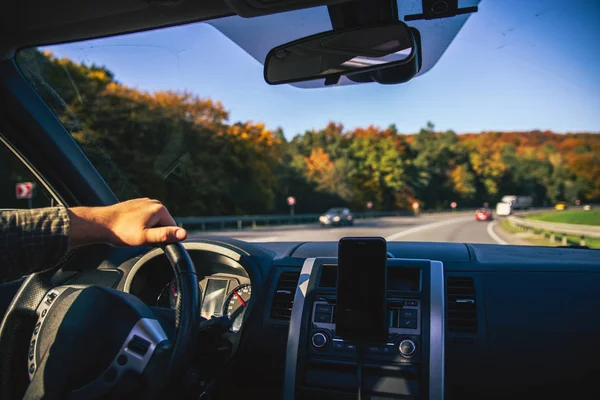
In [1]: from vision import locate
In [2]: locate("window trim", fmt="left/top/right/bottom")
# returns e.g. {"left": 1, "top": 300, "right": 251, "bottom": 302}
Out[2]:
{"left": 0, "top": 134, "right": 65, "bottom": 208}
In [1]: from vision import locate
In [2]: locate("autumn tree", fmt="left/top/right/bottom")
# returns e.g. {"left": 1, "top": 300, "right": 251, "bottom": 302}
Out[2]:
{"left": 13, "top": 49, "right": 600, "bottom": 216}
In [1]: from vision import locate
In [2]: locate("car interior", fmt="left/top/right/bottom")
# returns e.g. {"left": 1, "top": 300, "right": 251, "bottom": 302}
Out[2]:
{"left": 1, "top": 0, "right": 599, "bottom": 399}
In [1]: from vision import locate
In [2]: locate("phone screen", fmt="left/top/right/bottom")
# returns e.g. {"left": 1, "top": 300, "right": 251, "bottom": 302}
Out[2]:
{"left": 335, "top": 237, "right": 387, "bottom": 342}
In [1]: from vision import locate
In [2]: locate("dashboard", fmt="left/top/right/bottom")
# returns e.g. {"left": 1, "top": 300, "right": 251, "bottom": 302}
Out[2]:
{"left": 38, "top": 238, "right": 600, "bottom": 400}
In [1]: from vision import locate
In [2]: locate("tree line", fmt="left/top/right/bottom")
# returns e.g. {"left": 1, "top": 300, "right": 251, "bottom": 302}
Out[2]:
{"left": 13, "top": 49, "right": 600, "bottom": 216}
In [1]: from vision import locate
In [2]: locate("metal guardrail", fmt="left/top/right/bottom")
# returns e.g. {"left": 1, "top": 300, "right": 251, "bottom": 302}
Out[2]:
{"left": 176, "top": 208, "right": 478, "bottom": 231}
{"left": 508, "top": 215, "right": 600, "bottom": 246}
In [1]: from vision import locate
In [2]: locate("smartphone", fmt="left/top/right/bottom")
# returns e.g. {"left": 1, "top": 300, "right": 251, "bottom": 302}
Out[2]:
{"left": 335, "top": 237, "right": 387, "bottom": 342}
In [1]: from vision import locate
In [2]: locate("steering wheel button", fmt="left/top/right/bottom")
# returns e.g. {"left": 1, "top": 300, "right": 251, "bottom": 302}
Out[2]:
{"left": 127, "top": 335, "right": 150, "bottom": 356}
{"left": 29, "top": 364, "right": 35, "bottom": 374}
{"left": 45, "top": 292, "right": 58, "bottom": 305}
{"left": 117, "top": 354, "right": 128, "bottom": 366}
{"left": 28, "top": 341, "right": 35, "bottom": 360}
{"left": 41, "top": 309, "right": 47, "bottom": 318}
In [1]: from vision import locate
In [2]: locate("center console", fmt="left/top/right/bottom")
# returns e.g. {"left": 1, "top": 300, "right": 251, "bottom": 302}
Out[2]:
{"left": 283, "top": 258, "right": 445, "bottom": 400}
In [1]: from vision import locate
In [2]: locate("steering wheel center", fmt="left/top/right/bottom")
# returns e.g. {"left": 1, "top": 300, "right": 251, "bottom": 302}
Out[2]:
{"left": 27, "top": 286, "right": 164, "bottom": 397}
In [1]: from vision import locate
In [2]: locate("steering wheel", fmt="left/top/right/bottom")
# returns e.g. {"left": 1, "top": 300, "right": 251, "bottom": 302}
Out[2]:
{"left": 0, "top": 242, "right": 200, "bottom": 400}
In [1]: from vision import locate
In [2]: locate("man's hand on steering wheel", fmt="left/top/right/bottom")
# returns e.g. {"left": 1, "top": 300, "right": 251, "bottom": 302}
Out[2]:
{"left": 67, "top": 198, "right": 188, "bottom": 249}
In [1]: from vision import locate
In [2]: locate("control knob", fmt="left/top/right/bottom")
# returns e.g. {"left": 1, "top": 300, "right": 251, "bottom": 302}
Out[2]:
{"left": 398, "top": 339, "right": 416, "bottom": 357}
{"left": 311, "top": 332, "right": 329, "bottom": 349}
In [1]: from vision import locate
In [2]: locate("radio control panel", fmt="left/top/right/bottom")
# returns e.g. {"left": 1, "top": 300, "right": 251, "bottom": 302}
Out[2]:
{"left": 311, "top": 296, "right": 421, "bottom": 335}
{"left": 308, "top": 295, "right": 422, "bottom": 364}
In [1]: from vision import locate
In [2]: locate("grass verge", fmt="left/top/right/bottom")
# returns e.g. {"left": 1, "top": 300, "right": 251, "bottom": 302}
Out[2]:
{"left": 499, "top": 219, "right": 600, "bottom": 248}
{"left": 526, "top": 209, "right": 600, "bottom": 226}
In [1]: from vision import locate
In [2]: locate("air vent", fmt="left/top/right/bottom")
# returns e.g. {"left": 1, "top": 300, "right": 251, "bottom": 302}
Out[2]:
{"left": 446, "top": 277, "right": 477, "bottom": 333}
{"left": 270, "top": 271, "right": 300, "bottom": 320}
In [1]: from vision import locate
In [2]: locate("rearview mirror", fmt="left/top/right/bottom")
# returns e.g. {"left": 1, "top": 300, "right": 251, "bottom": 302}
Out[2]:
{"left": 264, "top": 22, "right": 420, "bottom": 86}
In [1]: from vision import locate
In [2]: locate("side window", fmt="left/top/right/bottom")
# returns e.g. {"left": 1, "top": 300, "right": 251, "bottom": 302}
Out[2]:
{"left": 0, "top": 140, "right": 55, "bottom": 209}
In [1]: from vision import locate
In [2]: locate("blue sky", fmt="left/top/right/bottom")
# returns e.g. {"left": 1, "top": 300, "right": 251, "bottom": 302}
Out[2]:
{"left": 44, "top": 0, "right": 600, "bottom": 138}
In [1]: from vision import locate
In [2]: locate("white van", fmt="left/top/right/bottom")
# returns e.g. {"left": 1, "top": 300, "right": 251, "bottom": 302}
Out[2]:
{"left": 501, "top": 195, "right": 533, "bottom": 210}
{"left": 496, "top": 202, "right": 512, "bottom": 216}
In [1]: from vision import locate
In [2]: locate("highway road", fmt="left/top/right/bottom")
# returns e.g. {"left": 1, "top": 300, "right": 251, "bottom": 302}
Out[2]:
{"left": 188, "top": 213, "right": 508, "bottom": 245}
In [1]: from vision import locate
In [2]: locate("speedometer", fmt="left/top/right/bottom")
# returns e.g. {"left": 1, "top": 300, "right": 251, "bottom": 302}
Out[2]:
{"left": 157, "top": 280, "right": 178, "bottom": 309}
{"left": 223, "top": 284, "right": 251, "bottom": 332}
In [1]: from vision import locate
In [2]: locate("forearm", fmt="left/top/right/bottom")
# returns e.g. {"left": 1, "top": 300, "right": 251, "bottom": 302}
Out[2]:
{"left": 67, "top": 206, "right": 117, "bottom": 249}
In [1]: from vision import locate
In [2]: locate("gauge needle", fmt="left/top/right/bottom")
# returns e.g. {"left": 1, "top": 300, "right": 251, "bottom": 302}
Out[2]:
{"left": 170, "top": 283, "right": 178, "bottom": 299}
{"left": 233, "top": 290, "right": 246, "bottom": 307}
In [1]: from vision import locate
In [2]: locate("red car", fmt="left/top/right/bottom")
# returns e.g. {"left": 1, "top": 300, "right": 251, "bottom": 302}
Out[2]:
{"left": 475, "top": 208, "right": 493, "bottom": 221}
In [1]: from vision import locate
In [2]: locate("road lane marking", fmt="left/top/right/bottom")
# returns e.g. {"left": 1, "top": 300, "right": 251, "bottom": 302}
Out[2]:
{"left": 486, "top": 221, "right": 508, "bottom": 245}
{"left": 385, "top": 216, "right": 472, "bottom": 241}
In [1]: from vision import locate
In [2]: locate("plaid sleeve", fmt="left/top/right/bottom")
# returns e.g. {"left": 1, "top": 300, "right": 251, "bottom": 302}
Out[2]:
{"left": 0, "top": 207, "right": 71, "bottom": 282}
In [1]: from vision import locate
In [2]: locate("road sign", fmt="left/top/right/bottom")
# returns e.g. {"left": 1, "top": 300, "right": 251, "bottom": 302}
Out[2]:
{"left": 16, "top": 182, "right": 34, "bottom": 199}
{"left": 366, "top": 201, "right": 373, "bottom": 209}
{"left": 287, "top": 196, "right": 296, "bottom": 206}
{"left": 450, "top": 201, "right": 457, "bottom": 209}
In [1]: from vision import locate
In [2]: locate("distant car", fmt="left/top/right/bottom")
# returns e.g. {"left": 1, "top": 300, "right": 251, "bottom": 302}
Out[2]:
{"left": 319, "top": 207, "right": 353, "bottom": 227}
{"left": 475, "top": 208, "right": 493, "bottom": 221}
{"left": 555, "top": 202, "right": 567, "bottom": 211}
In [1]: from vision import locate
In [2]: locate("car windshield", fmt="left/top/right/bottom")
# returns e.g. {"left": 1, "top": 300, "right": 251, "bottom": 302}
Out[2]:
{"left": 15, "top": 1, "right": 600, "bottom": 247}
{"left": 327, "top": 209, "right": 346, "bottom": 214}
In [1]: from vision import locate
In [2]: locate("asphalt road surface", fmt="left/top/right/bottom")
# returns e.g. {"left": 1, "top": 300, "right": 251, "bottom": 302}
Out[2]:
{"left": 188, "top": 213, "right": 507, "bottom": 244}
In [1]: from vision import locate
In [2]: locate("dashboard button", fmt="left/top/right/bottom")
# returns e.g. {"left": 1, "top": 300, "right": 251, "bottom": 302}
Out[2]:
{"left": 314, "top": 313, "right": 332, "bottom": 323}
{"left": 315, "top": 304, "right": 333, "bottom": 314}
{"left": 332, "top": 340, "right": 344, "bottom": 350}
{"left": 367, "top": 345, "right": 380, "bottom": 353}
{"left": 399, "top": 340, "right": 416, "bottom": 357}
{"left": 406, "top": 300, "right": 419, "bottom": 306}
{"left": 399, "top": 318, "right": 418, "bottom": 329}
{"left": 344, "top": 343, "right": 356, "bottom": 352}
{"left": 400, "top": 309, "right": 417, "bottom": 319}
